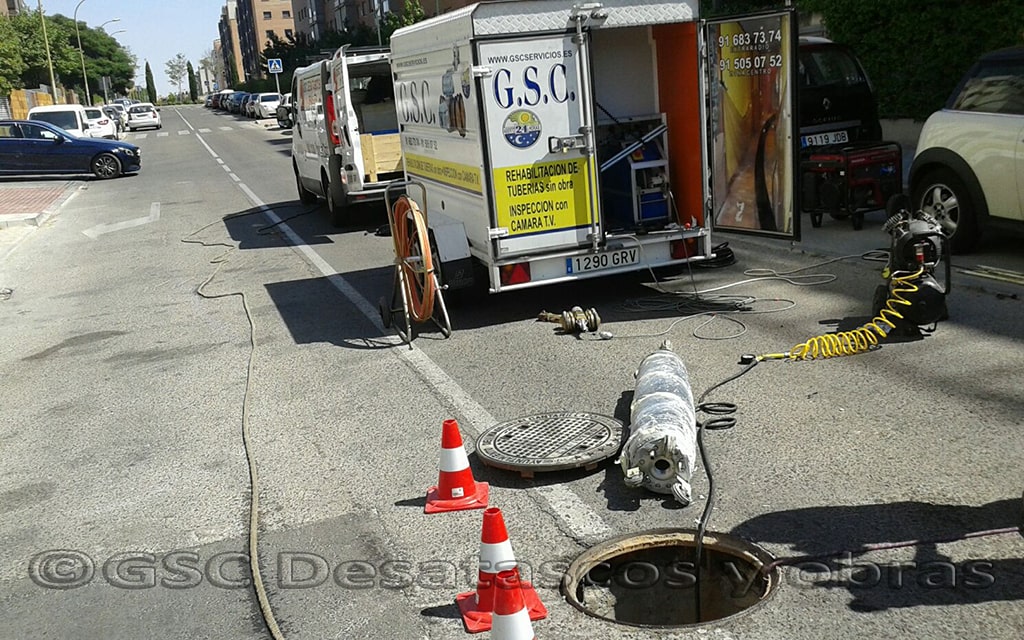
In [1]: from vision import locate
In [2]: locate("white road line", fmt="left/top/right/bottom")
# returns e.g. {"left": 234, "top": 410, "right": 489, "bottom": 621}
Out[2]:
{"left": 135, "top": 133, "right": 148, "bottom": 139}
{"left": 157, "top": 132, "right": 169, "bottom": 137}
{"left": 178, "top": 130, "right": 190, "bottom": 135}
{"left": 82, "top": 202, "right": 160, "bottom": 239}
{"left": 233, "top": 178, "right": 614, "bottom": 545}
{"left": 219, "top": 126, "right": 233, "bottom": 131}
{"left": 198, "top": 128, "right": 211, "bottom": 133}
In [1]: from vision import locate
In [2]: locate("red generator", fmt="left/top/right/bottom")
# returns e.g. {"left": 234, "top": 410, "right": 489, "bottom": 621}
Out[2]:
{"left": 801, "top": 142, "right": 903, "bottom": 230}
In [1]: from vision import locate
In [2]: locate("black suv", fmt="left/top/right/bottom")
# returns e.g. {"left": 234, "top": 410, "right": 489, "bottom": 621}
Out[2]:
{"left": 798, "top": 37, "right": 883, "bottom": 147}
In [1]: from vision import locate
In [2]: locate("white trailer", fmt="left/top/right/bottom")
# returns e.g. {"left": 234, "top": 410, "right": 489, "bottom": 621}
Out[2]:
{"left": 388, "top": 0, "right": 797, "bottom": 294}
{"left": 291, "top": 46, "right": 404, "bottom": 226}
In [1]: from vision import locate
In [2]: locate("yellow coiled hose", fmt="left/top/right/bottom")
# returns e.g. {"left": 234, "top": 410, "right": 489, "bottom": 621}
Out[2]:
{"left": 761, "top": 267, "right": 925, "bottom": 361}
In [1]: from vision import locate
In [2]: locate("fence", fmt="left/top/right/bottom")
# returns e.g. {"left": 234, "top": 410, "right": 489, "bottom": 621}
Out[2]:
{"left": 4, "top": 87, "right": 81, "bottom": 119}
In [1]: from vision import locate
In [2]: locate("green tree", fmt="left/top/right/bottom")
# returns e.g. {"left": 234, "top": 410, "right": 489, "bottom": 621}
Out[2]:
{"left": 165, "top": 52, "right": 188, "bottom": 99}
{"left": 144, "top": 60, "right": 157, "bottom": 103}
{"left": 0, "top": 17, "right": 28, "bottom": 95}
{"left": 9, "top": 9, "right": 79, "bottom": 93}
{"left": 187, "top": 61, "right": 198, "bottom": 101}
{"left": 381, "top": 0, "right": 426, "bottom": 43}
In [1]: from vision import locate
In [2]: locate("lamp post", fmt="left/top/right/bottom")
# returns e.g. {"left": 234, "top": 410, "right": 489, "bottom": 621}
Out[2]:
{"left": 99, "top": 18, "right": 119, "bottom": 31}
{"left": 37, "top": 0, "right": 58, "bottom": 100}
{"left": 99, "top": 31, "right": 126, "bottom": 104}
{"left": 74, "top": 0, "right": 90, "bottom": 105}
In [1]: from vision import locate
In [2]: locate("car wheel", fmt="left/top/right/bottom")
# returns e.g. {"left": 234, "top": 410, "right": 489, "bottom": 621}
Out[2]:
{"left": 912, "top": 167, "right": 979, "bottom": 253}
{"left": 91, "top": 153, "right": 122, "bottom": 179}
{"left": 295, "top": 164, "right": 318, "bottom": 205}
{"left": 324, "top": 174, "right": 347, "bottom": 227}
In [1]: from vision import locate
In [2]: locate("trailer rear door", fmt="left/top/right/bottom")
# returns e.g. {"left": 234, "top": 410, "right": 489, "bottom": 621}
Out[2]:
{"left": 478, "top": 34, "right": 599, "bottom": 257}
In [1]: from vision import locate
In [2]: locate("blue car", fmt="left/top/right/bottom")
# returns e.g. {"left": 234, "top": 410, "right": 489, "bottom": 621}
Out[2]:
{"left": 0, "top": 119, "right": 141, "bottom": 179}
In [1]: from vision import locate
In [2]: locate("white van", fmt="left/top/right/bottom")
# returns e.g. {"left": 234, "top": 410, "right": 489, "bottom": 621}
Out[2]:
{"left": 291, "top": 45, "right": 403, "bottom": 226}
{"left": 27, "top": 104, "right": 91, "bottom": 138}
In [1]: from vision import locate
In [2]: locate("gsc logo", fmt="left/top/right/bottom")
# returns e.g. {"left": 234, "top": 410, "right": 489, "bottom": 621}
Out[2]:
{"left": 396, "top": 80, "right": 437, "bottom": 126}
{"left": 492, "top": 64, "right": 578, "bottom": 110}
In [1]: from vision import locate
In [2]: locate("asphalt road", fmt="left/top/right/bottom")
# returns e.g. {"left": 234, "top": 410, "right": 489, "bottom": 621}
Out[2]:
{"left": 1, "top": 105, "right": 1021, "bottom": 640}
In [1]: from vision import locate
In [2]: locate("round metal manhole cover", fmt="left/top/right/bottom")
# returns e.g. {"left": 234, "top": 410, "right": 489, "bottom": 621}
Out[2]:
{"left": 475, "top": 412, "right": 626, "bottom": 478}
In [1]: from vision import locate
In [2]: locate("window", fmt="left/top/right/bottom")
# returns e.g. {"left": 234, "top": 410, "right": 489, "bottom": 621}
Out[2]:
{"left": 0, "top": 124, "right": 21, "bottom": 138}
{"left": 266, "top": 30, "right": 274, "bottom": 39}
{"left": 951, "top": 61, "right": 1024, "bottom": 116}
{"left": 263, "top": 11, "right": 271, "bottom": 19}
{"left": 283, "top": 10, "right": 291, "bottom": 18}
{"left": 285, "top": 29, "right": 293, "bottom": 38}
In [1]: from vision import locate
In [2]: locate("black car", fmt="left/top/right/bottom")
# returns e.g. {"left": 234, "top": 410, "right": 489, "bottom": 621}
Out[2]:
{"left": 798, "top": 37, "right": 883, "bottom": 149}
{"left": 0, "top": 119, "right": 141, "bottom": 179}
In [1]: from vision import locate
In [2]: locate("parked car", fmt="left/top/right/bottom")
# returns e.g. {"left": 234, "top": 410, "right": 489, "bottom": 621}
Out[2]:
{"left": 252, "top": 92, "right": 281, "bottom": 119}
{"left": 103, "top": 104, "right": 128, "bottom": 132}
{"left": 27, "top": 104, "right": 91, "bottom": 138}
{"left": 0, "top": 119, "right": 141, "bottom": 179}
{"left": 84, "top": 107, "right": 118, "bottom": 139}
{"left": 240, "top": 93, "right": 256, "bottom": 117}
{"left": 797, "top": 36, "right": 883, "bottom": 148}
{"left": 276, "top": 93, "right": 293, "bottom": 128}
{"left": 909, "top": 45, "right": 1024, "bottom": 253}
{"left": 127, "top": 102, "right": 162, "bottom": 131}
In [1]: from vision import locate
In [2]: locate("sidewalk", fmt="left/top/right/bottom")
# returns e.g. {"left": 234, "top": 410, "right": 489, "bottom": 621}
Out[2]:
{"left": 0, "top": 180, "right": 81, "bottom": 228}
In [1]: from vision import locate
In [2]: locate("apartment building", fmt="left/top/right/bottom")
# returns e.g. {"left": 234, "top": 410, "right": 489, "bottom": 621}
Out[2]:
{"left": 2, "top": 0, "right": 28, "bottom": 16}
{"left": 236, "top": 0, "right": 295, "bottom": 81}
{"left": 218, "top": 1, "right": 246, "bottom": 86}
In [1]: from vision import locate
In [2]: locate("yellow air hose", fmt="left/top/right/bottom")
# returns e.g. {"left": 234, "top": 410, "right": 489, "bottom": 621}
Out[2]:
{"left": 760, "top": 267, "right": 925, "bottom": 361}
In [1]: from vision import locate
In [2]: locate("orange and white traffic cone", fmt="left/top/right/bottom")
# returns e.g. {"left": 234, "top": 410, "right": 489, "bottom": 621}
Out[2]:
{"left": 456, "top": 507, "right": 547, "bottom": 633}
{"left": 425, "top": 419, "right": 489, "bottom": 514}
{"left": 490, "top": 570, "right": 536, "bottom": 640}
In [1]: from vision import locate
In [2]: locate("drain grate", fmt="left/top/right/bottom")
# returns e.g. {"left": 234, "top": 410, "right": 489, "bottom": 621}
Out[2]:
{"left": 475, "top": 412, "right": 625, "bottom": 478}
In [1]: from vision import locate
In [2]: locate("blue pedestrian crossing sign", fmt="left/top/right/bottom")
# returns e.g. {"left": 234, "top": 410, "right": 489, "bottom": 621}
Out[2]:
{"left": 267, "top": 58, "right": 283, "bottom": 74}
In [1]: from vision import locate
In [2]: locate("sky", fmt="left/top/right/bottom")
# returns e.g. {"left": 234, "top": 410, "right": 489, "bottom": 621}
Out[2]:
{"left": 43, "top": 0, "right": 224, "bottom": 98}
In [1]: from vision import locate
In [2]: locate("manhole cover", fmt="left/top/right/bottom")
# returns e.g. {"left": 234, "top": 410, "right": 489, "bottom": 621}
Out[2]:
{"left": 475, "top": 412, "right": 625, "bottom": 478}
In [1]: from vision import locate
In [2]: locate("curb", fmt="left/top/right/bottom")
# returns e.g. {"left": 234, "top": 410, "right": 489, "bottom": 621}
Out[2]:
{"left": 0, "top": 183, "right": 82, "bottom": 229}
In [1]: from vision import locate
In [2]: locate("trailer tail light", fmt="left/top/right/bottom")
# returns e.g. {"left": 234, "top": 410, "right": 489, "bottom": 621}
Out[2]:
{"left": 670, "top": 238, "right": 697, "bottom": 260}
{"left": 500, "top": 262, "right": 531, "bottom": 286}
{"left": 325, "top": 92, "right": 340, "bottom": 146}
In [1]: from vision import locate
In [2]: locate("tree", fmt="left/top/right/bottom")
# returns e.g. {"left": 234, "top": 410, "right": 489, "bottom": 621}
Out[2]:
{"left": 199, "top": 48, "right": 225, "bottom": 91}
{"left": 144, "top": 60, "right": 157, "bottom": 103}
{"left": 165, "top": 52, "right": 188, "bottom": 99}
{"left": 381, "top": 0, "right": 426, "bottom": 43}
{"left": 187, "top": 61, "right": 198, "bottom": 102}
{"left": 0, "top": 16, "right": 28, "bottom": 95}
{"left": 8, "top": 9, "right": 79, "bottom": 93}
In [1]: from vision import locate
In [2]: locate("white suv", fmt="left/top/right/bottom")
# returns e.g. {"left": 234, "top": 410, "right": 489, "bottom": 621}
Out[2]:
{"left": 909, "top": 46, "right": 1024, "bottom": 253}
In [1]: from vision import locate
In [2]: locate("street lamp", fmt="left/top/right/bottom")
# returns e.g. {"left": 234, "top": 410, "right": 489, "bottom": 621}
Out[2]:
{"left": 99, "top": 18, "right": 119, "bottom": 31}
{"left": 74, "top": 0, "right": 90, "bottom": 105}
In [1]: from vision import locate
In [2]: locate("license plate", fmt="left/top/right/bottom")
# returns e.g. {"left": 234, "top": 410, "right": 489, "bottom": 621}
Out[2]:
{"left": 566, "top": 248, "right": 639, "bottom": 274}
{"left": 801, "top": 130, "right": 849, "bottom": 148}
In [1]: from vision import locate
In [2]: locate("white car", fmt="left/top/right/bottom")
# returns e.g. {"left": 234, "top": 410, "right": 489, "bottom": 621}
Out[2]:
{"left": 126, "top": 103, "right": 162, "bottom": 131}
{"left": 252, "top": 93, "right": 281, "bottom": 119}
{"left": 909, "top": 45, "right": 1024, "bottom": 253}
{"left": 84, "top": 107, "right": 118, "bottom": 139}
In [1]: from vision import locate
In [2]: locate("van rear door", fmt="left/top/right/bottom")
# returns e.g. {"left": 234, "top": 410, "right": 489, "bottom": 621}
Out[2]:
{"left": 478, "top": 33, "right": 599, "bottom": 257}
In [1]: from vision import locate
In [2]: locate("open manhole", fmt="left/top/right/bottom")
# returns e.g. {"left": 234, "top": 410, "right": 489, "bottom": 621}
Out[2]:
{"left": 475, "top": 412, "right": 625, "bottom": 478}
{"left": 562, "top": 529, "right": 779, "bottom": 627}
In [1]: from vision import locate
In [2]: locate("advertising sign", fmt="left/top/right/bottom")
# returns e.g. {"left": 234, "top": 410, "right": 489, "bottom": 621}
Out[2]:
{"left": 707, "top": 12, "right": 797, "bottom": 238}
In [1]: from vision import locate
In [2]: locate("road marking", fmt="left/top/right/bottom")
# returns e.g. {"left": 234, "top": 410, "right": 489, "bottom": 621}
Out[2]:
{"left": 82, "top": 202, "right": 160, "bottom": 239}
{"left": 135, "top": 133, "right": 148, "bottom": 139}
{"left": 233, "top": 179, "right": 614, "bottom": 546}
{"left": 178, "top": 130, "right": 190, "bottom": 135}
{"left": 198, "top": 128, "right": 211, "bottom": 133}
{"left": 157, "top": 132, "right": 169, "bottom": 137}
{"left": 219, "top": 126, "right": 233, "bottom": 131}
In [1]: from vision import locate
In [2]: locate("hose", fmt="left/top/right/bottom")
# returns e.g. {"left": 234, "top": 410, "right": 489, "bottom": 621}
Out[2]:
{"left": 760, "top": 267, "right": 925, "bottom": 361}
{"left": 390, "top": 195, "right": 437, "bottom": 323}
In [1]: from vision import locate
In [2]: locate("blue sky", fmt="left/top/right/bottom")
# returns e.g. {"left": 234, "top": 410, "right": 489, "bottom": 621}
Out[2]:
{"left": 43, "top": 0, "right": 224, "bottom": 97}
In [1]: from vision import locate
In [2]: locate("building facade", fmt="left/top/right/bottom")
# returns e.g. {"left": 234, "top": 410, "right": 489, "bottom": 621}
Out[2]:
{"left": 218, "top": 1, "right": 246, "bottom": 87}
{"left": 236, "top": 0, "right": 295, "bottom": 81}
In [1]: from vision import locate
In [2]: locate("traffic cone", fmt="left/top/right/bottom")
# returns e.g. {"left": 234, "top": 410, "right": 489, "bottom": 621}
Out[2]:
{"left": 490, "top": 570, "right": 536, "bottom": 640}
{"left": 456, "top": 507, "right": 547, "bottom": 633}
{"left": 425, "top": 419, "right": 489, "bottom": 514}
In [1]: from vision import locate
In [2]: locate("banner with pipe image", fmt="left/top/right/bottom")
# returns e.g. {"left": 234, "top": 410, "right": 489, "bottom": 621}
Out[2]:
{"left": 707, "top": 11, "right": 797, "bottom": 239}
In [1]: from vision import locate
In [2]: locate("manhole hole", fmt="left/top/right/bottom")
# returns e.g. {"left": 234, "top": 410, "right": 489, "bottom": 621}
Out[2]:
{"left": 475, "top": 412, "right": 625, "bottom": 478}
{"left": 562, "top": 529, "right": 779, "bottom": 627}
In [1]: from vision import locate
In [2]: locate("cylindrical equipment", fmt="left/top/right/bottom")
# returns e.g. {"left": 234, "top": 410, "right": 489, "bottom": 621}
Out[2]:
{"left": 618, "top": 340, "right": 697, "bottom": 505}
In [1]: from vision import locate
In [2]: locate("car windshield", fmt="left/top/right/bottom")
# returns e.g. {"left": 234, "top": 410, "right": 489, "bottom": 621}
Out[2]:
{"left": 85, "top": 109, "right": 104, "bottom": 119}
{"left": 30, "top": 112, "right": 78, "bottom": 132}
{"left": 799, "top": 48, "right": 868, "bottom": 88}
